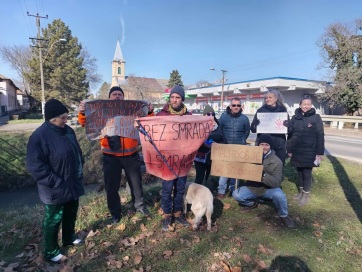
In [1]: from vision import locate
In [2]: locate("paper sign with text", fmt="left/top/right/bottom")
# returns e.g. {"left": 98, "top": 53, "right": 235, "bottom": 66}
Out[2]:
{"left": 210, "top": 143, "right": 264, "bottom": 182}
{"left": 137, "top": 115, "right": 214, "bottom": 180}
{"left": 84, "top": 100, "right": 148, "bottom": 140}
{"left": 256, "top": 112, "right": 288, "bottom": 134}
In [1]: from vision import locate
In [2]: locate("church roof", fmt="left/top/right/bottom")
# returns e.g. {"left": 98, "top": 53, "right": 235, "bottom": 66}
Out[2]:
{"left": 113, "top": 40, "right": 124, "bottom": 62}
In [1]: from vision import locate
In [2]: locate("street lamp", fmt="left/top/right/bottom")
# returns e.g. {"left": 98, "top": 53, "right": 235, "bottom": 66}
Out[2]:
{"left": 39, "top": 38, "right": 67, "bottom": 117}
{"left": 210, "top": 67, "right": 227, "bottom": 110}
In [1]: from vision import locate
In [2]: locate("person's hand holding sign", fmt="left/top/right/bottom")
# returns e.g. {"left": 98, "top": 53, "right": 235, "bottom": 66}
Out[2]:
{"left": 275, "top": 119, "right": 284, "bottom": 130}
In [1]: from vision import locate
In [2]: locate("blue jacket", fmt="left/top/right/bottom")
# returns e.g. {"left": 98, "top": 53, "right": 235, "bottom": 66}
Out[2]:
{"left": 219, "top": 106, "right": 250, "bottom": 145}
{"left": 26, "top": 122, "right": 84, "bottom": 205}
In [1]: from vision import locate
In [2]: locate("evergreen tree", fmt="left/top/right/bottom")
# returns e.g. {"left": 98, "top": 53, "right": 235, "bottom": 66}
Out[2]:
{"left": 167, "top": 69, "right": 184, "bottom": 88}
{"left": 97, "top": 82, "right": 111, "bottom": 99}
{"left": 25, "top": 19, "right": 91, "bottom": 107}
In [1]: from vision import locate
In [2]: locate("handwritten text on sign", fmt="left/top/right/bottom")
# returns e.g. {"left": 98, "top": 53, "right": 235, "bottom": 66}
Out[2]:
{"left": 137, "top": 115, "right": 214, "bottom": 180}
{"left": 210, "top": 143, "right": 264, "bottom": 182}
{"left": 84, "top": 100, "right": 148, "bottom": 140}
{"left": 256, "top": 112, "right": 288, "bottom": 134}
{"left": 211, "top": 143, "right": 263, "bottom": 164}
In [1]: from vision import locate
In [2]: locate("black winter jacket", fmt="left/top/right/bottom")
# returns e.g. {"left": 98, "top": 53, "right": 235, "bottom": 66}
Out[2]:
{"left": 287, "top": 108, "right": 325, "bottom": 167}
{"left": 26, "top": 122, "right": 84, "bottom": 205}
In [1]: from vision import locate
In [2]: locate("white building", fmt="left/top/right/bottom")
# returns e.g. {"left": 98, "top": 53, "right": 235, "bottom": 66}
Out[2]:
{"left": 0, "top": 74, "right": 19, "bottom": 115}
{"left": 184, "top": 76, "right": 329, "bottom": 115}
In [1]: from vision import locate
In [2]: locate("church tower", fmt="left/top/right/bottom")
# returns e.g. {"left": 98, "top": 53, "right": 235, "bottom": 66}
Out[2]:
{"left": 111, "top": 40, "right": 126, "bottom": 86}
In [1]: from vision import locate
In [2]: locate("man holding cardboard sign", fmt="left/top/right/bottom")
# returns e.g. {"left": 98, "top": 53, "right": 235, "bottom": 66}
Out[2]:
{"left": 231, "top": 134, "right": 295, "bottom": 228}
{"left": 78, "top": 86, "right": 153, "bottom": 223}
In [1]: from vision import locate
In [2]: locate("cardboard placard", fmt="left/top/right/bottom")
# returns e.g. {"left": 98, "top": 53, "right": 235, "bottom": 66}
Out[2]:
{"left": 256, "top": 112, "right": 288, "bottom": 134}
{"left": 137, "top": 115, "right": 214, "bottom": 180}
{"left": 84, "top": 100, "right": 148, "bottom": 140}
{"left": 210, "top": 143, "right": 264, "bottom": 182}
{"left": 210, "top": 161, "right": 264, "bottom": 182}
{"left": 211, "top": 143, "right": 263, "bottom": 164}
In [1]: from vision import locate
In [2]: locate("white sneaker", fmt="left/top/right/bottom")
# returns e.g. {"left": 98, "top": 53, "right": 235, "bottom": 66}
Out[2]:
{"left": 73, "top": 238, "right": 83, "bottom": 245}
{"left": 50, "top": 253, "right": 64, "bottom": 262}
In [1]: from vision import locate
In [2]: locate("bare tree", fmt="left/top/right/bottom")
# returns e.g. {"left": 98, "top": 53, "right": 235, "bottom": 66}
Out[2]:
{"left": 0, "top": 44, "right": 31, "bottom": 94}
{"left": 317, "top": 18, "right": 362, "bottom": 115}
{"left": 80, "top": 47, "right": 102, "bottom": 89}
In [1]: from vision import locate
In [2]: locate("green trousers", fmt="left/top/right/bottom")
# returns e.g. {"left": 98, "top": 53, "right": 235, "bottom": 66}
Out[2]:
{"left": 43, "top": 199, "right": 79, "bottom": 260}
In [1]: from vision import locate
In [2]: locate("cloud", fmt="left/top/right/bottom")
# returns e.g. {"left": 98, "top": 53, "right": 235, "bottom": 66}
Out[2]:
{"left": 120, "top": 15, "right": 125, "bottom": 45}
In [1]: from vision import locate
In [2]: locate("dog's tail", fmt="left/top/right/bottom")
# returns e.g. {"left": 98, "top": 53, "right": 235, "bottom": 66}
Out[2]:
{"left": 206, "top": 198, "right": 214, "bottom": 219}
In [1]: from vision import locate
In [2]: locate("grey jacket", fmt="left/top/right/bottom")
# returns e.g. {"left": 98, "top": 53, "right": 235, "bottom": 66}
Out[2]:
{"left": 244, "top": 150, "right": 283, "bottom": 196}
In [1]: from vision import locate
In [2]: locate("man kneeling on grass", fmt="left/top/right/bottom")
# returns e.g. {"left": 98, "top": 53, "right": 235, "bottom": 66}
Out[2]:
{"left": 232, "top": 134, "right": 295, "bottom": 228}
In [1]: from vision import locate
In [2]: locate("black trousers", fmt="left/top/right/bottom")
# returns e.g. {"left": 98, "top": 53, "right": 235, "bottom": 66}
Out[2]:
{"left": 103, "top": 152, "right": 144, "bottom": 218}
{"left": 194, "top": 161, "right": 211, "bottom": 185}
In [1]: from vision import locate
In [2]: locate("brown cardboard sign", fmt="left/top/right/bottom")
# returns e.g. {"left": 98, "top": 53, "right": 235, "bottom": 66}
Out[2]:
{"left": 211, "top": 143, "right": 263, "bottom": 164}
{"left": 210, "top": 160, "right": 264, "bottom": 182}
{"left": 210, "top": 143, "right": 264, "bottom": 182}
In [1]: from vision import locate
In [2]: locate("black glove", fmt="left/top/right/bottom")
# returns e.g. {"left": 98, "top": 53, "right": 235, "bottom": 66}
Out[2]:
{"left": 283, "top": 120, "right": 289, "bottom": 127}
{"left": 256, "top": 119, "right": 260, "bottom": 126}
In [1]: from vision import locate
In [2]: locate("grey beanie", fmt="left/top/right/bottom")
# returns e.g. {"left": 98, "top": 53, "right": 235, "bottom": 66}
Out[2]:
{"left": 170, "top": 85, "right": 185, "bottom": 101}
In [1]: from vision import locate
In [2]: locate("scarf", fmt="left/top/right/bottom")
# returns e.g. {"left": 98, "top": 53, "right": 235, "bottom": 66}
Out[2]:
{"left": 168, "top": 104, "right": 187, "bottom": 115}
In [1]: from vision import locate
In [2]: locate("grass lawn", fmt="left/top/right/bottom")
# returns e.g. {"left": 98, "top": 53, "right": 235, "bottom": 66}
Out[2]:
{"left": 0, "top": 156, "right": 361, "bottom": 271}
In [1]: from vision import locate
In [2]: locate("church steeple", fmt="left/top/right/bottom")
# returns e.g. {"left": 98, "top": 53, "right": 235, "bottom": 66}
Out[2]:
{"left": 112, "top": 40, "right": 126, "bottom": 86}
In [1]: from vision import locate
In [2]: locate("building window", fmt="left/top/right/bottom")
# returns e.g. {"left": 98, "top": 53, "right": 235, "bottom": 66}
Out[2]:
{"left": 118, "top": 67, "right": 121, "bottom": 74}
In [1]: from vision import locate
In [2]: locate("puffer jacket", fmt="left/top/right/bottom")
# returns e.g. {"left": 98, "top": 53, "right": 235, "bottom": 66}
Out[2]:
{"left": 26, "top": 122, "right": 84, "bottom": 205}
{"left": 219, "top": 106, "right": 250, "bottom": 144}
{"left": 287, "top": 108, "right": 325, "bottom": 167}
{"left": 244, "top": 150, "right": 283, "bottom": 196}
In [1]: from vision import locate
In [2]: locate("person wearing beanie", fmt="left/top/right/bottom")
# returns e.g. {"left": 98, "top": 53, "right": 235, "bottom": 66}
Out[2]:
{"left": 232, "top": 134, "right": 295, "bottom": 228}
{"left": 26, "top": 98, "right": 84, "bottom": 263}
{"left": 44, "top": 98, "right": 69, "bottom": 121}
{"left": 194, "top": 104, "right": 226, "bottom": 192}
{"left": 216, "top": 97, "right": 250, "bottom": 199}
{"left": 77, "top": 86, "right": 154, "bottom": 223}
{"left": 156, "top": 84, "right": 192, "bottom": 231}
{"left": 157, "top": 85, "right": 190, "bottom": 116}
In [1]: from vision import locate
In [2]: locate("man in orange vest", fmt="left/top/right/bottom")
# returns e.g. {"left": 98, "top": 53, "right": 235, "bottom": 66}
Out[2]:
{"left": 78, "top": 86, "right": 153, "bottom": 223}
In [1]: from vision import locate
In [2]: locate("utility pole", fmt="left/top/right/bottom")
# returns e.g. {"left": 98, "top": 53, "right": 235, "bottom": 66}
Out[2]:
{"left": 28, "top": 12, "right": 48, "bottom": 118}
{"left": 210, "top": 68, "right": 227, "bottom": 110}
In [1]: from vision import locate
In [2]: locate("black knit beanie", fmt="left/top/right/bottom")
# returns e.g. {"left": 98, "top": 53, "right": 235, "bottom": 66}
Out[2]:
{"left": 169, "top": 85, "right": 185, "bottom": 101}
{"left": 257, "top": 134, "right": 274, "bottom": 149}
{"left": 109, "top": 86, "right": 124, "bottom": 98}
{"left": 45, "top": 99, "right": 69, "bottom": 121}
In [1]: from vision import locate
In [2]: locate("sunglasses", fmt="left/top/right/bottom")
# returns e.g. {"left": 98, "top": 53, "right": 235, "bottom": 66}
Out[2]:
{"left": 206, "top": 112, "right": 215, "bottom": 116}
{"left": 231, "top": 104, "right": 241, "bottom": 107}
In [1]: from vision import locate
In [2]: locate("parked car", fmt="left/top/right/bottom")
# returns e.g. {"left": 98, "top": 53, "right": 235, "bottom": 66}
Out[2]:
{"left": 191, "top": 109, "right": 203, "bottom": 115}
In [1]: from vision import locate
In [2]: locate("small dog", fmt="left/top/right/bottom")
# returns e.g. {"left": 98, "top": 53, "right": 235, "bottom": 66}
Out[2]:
{"left": 184, "top": 182, "right": 214, "bottom": 230}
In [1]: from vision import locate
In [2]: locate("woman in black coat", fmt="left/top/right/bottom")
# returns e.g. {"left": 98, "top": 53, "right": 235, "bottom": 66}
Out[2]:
{"left": 287, "top": 96, "right": 325, "bottom": 206}
{"left": 194, "top": 106, "right": 226, "bottom": 190}
{"left": 250, "top": 89, "right": 289, "bottom": 165}
{"left": 26, "top": 99, "right": 84, "bottom": 263}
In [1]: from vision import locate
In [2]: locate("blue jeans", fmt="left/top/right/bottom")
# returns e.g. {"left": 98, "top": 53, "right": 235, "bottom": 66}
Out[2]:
{"left": 232, "top": 186, "right": 289, "bottom": 217}
{"left": 218, "top": 177, "right": 236, "bottom": 194}
{"left": 161, "top": 176, "right": 187, "bottom": 215}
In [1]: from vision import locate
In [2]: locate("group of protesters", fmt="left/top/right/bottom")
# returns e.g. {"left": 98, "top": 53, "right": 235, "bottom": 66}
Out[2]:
{"left": 25, "top": 85, "right": 324, "bottom": 262}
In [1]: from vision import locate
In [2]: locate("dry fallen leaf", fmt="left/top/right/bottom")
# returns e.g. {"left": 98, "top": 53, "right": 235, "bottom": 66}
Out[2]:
{"left": 163, "top": 250, "right": 173, "bottom": 258}
{"left": 116, "top": 223, "right": 126, "bottom": 232}
{"left": 256, "top": 259, "right": 267, "bottom": 270}
{"left": 134, "top": 254, "right": 143, "bottom": 265}
{"left": 223, "top": 203, "right": 231, "bottom": 210}
{"left": 140, "top": 223, "right": 147, "bottom": 232}
{"left": 242, "top": 254, "right": 252, "bottom": 264}
{"left": 220, "top": 260, "right": 231, "bottom": 271}
{"left": 231, "top": 267, "right": 242, "bottom": 272}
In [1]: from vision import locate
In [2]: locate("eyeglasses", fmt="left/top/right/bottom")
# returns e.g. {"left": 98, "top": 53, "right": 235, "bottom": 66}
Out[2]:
{"left": 206, "top": 112, "right": 215, "bottom": 116}
{"left": 231, "top": 104, "right": 241, "bottom": 107}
